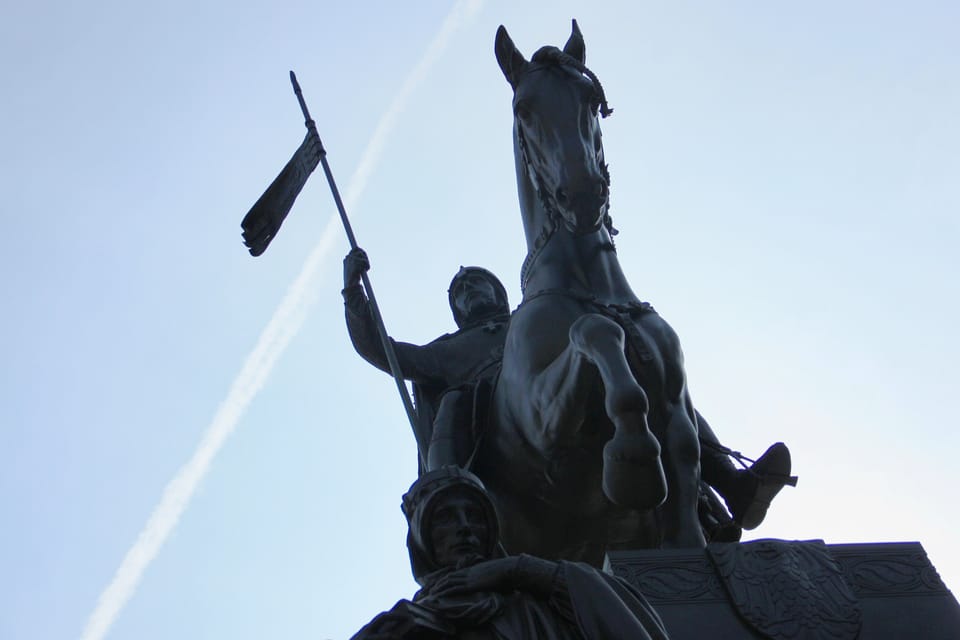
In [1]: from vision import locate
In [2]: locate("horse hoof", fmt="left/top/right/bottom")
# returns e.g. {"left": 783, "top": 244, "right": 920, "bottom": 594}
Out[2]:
{"left": 602, "top": 434, "right": 667, "bottom": 509}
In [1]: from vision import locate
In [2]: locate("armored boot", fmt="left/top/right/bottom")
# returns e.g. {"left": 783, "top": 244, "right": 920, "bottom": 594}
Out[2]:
{"left": 427, "top": 388, "right": 475, "bottom": 471}
{"left": 701, "top": 440, "right": 798, "bottom": 530}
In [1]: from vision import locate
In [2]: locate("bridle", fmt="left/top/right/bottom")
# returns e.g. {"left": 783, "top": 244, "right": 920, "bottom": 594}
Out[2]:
{"left": 514, "top": 54, "right": 617, "bottom": 294}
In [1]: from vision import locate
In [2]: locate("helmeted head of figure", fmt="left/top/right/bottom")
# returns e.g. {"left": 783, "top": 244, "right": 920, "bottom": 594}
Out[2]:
{"left": 448, "top": 266, "right": 510, "bottom": 329}
{"left": 402, "top": 466, "right": 501, "bottom": 582}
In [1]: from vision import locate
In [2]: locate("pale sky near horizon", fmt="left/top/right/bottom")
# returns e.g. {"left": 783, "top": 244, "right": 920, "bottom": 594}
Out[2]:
{"left": 2, "top": 2, "right": 959, "bottom": 639}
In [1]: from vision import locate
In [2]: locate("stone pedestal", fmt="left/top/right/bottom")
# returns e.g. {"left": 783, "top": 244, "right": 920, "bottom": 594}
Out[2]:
{"left": 606, "top": 541, "right": 960, "bottom": 640}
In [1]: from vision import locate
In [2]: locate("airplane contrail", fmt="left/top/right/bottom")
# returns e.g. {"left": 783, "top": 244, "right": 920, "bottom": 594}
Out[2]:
{"left": 79, "top": 2, "right": 483, "bottom": 638}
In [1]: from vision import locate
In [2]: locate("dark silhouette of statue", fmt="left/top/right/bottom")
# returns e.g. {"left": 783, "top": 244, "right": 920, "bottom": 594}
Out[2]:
{"left": 350, "top": 466, "right": 670, "bottom": 639}
{"left": 341, "top": 20, "right": 798, "bottom": 562}
{"left": 342, "top": 249, "right": 794, "bottom": 539}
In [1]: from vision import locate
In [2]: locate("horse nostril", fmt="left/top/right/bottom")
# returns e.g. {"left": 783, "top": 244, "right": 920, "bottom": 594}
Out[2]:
{"left": 555, "top": 187, "right": 568, "bottom": 204}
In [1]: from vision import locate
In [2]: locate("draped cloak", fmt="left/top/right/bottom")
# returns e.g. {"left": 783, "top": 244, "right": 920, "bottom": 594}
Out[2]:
{"left": 350, "top": 469, "right": 670, "bottom": 640}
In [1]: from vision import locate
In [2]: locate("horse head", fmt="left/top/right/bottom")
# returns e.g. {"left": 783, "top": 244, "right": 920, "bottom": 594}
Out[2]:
{"left": 495, "top": 20, "right": 612, "bottom": 236}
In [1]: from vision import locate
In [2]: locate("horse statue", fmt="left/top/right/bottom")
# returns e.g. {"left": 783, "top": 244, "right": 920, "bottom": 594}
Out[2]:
{"left": 471, "top": 21, "right": 707, "bottom": 564}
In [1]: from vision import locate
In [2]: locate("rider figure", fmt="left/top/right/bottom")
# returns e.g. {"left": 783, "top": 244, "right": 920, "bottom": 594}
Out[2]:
{"left": 342, "top": 248, "right": 795, "bottom": 532}
{"left": 343, "top": 248, "right": 509, "bottom": 472}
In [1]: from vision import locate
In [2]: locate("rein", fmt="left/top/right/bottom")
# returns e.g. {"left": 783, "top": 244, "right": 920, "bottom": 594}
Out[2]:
{"left": 517, "top": 121, "right": 562, "bottom": 294}
{"left": 518, "top": 287, "right": 654, "bottom": 312}
{"left": 518, "top": 287, "right": 658, "bottom": 363}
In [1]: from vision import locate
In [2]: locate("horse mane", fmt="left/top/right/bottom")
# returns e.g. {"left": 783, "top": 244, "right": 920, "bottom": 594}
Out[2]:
{"left": 529, "top": 46, "right": 613, "bottom": 118}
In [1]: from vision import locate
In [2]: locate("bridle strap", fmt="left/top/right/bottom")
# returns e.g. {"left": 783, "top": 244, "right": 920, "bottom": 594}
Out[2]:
{"left": 513, "top": 69, "right": 617, "bottom": 294}
{"left": 517, "top": 122, "right": 563, "bottom": 294}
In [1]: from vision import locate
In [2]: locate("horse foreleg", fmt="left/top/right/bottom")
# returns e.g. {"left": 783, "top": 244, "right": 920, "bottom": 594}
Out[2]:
{"left": 659, "top": 405, "right": 706, "bottom": 547}
{"left": 526, "top": 332, "right": 597, "bottom": 447}
{"left": 568, "top": 314, "right": 667, "bottom": 510}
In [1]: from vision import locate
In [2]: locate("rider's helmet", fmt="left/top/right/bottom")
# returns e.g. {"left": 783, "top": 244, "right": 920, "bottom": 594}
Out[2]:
{"left": 448, "top": 266, "right": 510, "bottom": 329}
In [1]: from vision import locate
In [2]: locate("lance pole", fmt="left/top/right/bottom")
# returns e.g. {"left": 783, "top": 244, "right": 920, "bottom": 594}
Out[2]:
{"left": 290, "top": 71, "right": 426, "bottom": 466}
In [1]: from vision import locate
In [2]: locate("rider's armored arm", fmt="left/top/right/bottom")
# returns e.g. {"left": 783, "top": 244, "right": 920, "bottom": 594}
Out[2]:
{"left": 342, "top": 284, "right": 443, "bottom": 385}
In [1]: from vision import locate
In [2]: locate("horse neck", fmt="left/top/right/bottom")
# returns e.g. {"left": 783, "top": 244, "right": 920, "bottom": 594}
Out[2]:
{"left": 514, "top": 133, "right": 641, "bottom": 303}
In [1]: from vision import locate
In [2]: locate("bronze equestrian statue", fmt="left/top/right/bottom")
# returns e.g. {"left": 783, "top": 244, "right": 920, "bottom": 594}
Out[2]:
{"left": 342, "top": 21, "right": 795, "bottom": 565}
{"left": 479, "top": 21, "right": 791, "bottom": 560}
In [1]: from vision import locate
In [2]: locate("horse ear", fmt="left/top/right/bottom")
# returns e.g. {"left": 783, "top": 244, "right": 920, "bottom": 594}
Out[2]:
{"left": 563, "top": 19, "right": 586, "bottom": 64}
{"left": 495, "top": 25, "right": 528, "bottom": 88}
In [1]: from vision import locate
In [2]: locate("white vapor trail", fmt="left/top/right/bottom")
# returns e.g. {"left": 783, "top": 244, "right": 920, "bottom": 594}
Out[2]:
{"left": 79, "top": 2, "right": 483, "bottom": 638}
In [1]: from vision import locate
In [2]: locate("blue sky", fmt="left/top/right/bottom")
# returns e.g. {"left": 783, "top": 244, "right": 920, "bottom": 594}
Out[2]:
{"left": 2, "top": 2, "right": 958, "bottom": 638}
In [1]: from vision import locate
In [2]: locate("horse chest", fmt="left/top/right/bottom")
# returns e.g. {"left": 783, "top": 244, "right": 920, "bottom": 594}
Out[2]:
{"left": 615, "top": 309, "right": 687, "bottom": 404}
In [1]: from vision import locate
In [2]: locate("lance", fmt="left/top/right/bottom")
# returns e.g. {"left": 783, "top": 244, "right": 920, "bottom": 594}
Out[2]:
{"left": 241, "top": 71, "right": 427, "bottom": 466}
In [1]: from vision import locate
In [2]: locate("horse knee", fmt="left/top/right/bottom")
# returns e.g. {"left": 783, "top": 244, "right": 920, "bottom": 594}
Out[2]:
{"left": 607, "top": 384, "right": 649, "bottom": 419}
{"left": 569, "top": 313, "right": 624, "bottom": 356}
{"left": 569, "top": 314, "right": 648, "bottom": 417}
